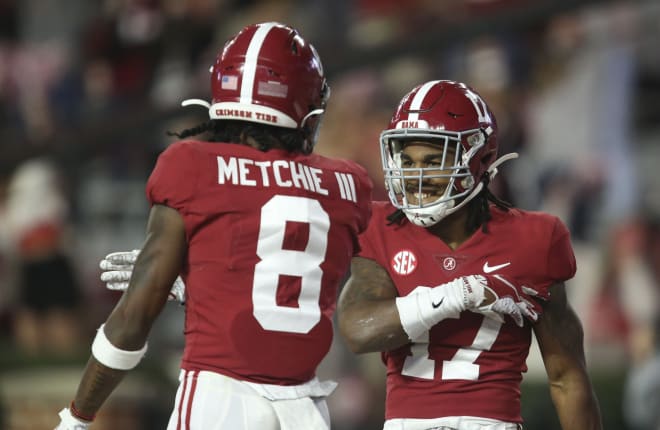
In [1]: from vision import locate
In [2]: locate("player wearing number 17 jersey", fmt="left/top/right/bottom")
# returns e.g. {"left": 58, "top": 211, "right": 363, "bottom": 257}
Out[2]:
{"left": 338, "top": 81, "right": 602, "bottom": 429}
{"left": 55, "top": 22, "right": 371, "bottom": 430}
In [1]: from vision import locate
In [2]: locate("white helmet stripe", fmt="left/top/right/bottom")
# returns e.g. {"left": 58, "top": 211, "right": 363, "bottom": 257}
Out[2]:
{"left": 406, "top": 80, "right": 442, "bottom": 122}
{"left": 240, "top": 22, "right": 277, "bottom": 104}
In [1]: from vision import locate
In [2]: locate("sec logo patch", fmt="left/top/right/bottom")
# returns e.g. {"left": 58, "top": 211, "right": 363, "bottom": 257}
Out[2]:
{"left": 391, "top": 250, "right": 418, "bottom": 275}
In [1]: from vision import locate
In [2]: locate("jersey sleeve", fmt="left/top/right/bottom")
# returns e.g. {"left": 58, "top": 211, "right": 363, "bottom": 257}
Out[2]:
{"left": 146, "top": 141, "right": 199, "bottom": 212}
{"left": 544, "top": 216, "right": 577, "bottom": 283}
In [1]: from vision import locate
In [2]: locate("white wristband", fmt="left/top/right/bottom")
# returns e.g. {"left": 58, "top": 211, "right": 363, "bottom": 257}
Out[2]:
{"left": 396, "top": 278, "right": 471, "bottom": 341}
{"left": 396, "top": 292, "right": 430, "bottom": 341}
{"left": 56, "top": 407, "right": 91, "bottom": 430}
{"left": 91, "top": 324, "right": 147, "bottom": 370}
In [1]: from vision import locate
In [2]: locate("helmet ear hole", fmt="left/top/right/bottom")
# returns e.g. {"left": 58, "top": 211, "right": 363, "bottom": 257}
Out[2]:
{"left": 461, "top": 176, "right": 475, "bottom": 189}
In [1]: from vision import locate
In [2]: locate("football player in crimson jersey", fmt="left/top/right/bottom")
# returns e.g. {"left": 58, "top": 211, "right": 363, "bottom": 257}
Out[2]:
{"left": 337, "top": 80, "right": 603, "bottom": 430}
{"left": 54, "top": 22, "right": 375, "bottom": 430}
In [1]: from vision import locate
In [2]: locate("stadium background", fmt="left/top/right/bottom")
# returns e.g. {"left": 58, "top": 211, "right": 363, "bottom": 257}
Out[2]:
{"left": 0, "top": 0, "right": 659, "bottom": 428}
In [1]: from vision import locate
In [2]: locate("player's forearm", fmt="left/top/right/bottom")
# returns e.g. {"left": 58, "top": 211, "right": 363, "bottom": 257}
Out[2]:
{"left": 339, "top": 300, "right": 409, "bottom": 353}
{"left": 550, "top": 375, "right": 603, "bottom": 430}
{"left": 69, "top": 308, "right": 151, "bottom": 419}
{"left": 72, "top": 357, "right": 129, "bottom": 418}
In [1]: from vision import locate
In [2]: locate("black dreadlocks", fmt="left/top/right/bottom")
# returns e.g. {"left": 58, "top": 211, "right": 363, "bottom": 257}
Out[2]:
{"left": 167, "top": 120, "right": 306, "bottom": 153}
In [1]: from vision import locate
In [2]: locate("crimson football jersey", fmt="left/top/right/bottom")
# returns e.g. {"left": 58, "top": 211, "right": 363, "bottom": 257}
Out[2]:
{"left": 358, "top": 201, "right": 576, "bottom": 423}
{"left": 146, "top": 140, "right": 372, "bottom": 385}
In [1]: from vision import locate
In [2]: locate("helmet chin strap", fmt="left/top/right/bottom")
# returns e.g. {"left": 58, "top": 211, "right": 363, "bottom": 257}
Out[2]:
{"left": 301, "top": 108, "right": 324, "bottom": 127}
{"left": 405, "top": 183, "right": 484, "bottom": 227}
{"left": 300, "top": 108, "right": 325, "bottom": 154}
{"left": 181, "top": 99, "right": 211, "bottom": 109}
{"left": 404, "top": 152, "right": 519, "bottom": 227}
{"left": 486, "top": 152, "right": 519, "bottom": 179}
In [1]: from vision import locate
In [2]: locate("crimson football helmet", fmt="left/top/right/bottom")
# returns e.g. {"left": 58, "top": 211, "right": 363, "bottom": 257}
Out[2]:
{"left": 380, "top": 80, "right": 517, "bottom": 227}
{"left": 183, "top": 22, "right": 330, "bottom": 153}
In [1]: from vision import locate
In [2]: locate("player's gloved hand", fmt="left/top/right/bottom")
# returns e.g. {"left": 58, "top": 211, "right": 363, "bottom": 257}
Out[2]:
{"left": 396, "top": 274, "right": 545, "bottom": 340}
{"left": 54, "top": 407, "right": 91, "bottom": 430}
{"left": 467, "top": 274, "right": 545, "bottom": 327}
{"left": 99, "top": 249, "right": 186, "bottom": 304}
{"left": 397, "top": 275, "right": 494, "bottom": 340}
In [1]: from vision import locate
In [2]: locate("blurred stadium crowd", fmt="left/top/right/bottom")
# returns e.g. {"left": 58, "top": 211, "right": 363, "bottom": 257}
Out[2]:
{"left": 0, "top": 0, "right": 659, "bottom": 429}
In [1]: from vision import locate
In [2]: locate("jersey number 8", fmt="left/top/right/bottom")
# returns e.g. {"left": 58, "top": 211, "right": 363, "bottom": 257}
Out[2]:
{"left": 252, "top": 195, "right": 330, "bottom": 334}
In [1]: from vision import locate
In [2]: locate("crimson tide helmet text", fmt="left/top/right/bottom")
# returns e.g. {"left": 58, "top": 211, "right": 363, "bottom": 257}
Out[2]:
{"left": 380, "top": 80, "right": 517, "bottom": 227}
{"left": 182, "top": 22, "right": 330, "bottom": 153}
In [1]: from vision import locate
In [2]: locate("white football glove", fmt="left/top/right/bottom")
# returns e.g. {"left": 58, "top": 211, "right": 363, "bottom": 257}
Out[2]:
{"left": 54, "top": 407, "right": 91, "bottom": 430}
{"left": 397, "top": 274, "right": 542, "bottom": 340}
{"left": 397, "top": 275, "right": 491, "bottom": 340}
{"left": 468, "top": 274, "right": 543, "bottom": 327}
{"left": 99, "top": 249, "right": 186, "bottom": 304}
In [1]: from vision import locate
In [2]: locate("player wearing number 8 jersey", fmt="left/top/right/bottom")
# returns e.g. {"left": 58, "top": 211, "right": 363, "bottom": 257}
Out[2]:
{"left": 55, "top": 22, "right": 371, "bottom": 430}
{"left": 338, "top": 80, "right": 602, "bottom": 429}
{"left": 149, "top": 139, "right": 371, "bottom": 386}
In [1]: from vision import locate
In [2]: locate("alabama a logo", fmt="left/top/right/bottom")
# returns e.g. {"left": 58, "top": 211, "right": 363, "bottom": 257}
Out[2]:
{"left": 442, "top": 257, "right": 457, "bottom": 271}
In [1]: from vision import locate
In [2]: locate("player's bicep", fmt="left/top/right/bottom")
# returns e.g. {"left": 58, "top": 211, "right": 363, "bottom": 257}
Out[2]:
{"left": 129, "top": 204, "right": 186, "bottom": 311}
{"left": 106, "top": 204, "right": 186, "bottom": 345}
{"left": 533, "top": 282, "right": 587, "bottom": 382}
{"left": 339, "top": 256, "right": 398, "bottom": 310}
{"left": 337, "top": 256, "right": 404, "bottom": 352}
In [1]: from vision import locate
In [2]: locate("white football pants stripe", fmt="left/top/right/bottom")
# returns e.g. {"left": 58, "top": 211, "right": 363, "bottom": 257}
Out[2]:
{"left": 166, "top": 369, "right": 331, "bottom": 430}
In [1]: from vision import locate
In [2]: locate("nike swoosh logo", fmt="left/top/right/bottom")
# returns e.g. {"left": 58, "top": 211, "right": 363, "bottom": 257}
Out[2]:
{"left": 483, "top": 261, "right": 511, "bottom": 273}
{"left": 431, "top": 297, "right": 444, "bottom": 308}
